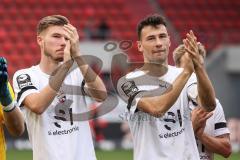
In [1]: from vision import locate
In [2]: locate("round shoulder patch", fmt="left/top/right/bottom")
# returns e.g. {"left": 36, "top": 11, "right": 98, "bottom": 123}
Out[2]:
{"left": 17, "top": 74, "right": 33, "bottom": 89}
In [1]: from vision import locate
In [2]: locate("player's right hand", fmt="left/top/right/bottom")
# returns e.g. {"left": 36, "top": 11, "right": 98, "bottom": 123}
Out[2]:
{"left": 63, "top": 40, "right": 73, "bottom": 65}
{"left": 0, "top": 57, "right": 13, "bottom": 106}
{"left": 183, "top": 30, "right": 204, "bottom": 70}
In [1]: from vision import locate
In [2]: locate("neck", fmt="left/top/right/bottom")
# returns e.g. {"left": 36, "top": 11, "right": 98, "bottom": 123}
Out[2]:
{"left": 141, "top": 60, "right": 168, "bottom": 77}
{"left": 39, "top": 54, "right": 61, "bottom": 75}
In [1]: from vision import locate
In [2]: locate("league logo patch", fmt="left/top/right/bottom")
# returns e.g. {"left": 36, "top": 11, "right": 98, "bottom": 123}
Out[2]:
{"left": 121, "top": 80, "right": 138, "bottom": 97}
{"left": 17, "top": 74, "right": 33, "bottom": 89}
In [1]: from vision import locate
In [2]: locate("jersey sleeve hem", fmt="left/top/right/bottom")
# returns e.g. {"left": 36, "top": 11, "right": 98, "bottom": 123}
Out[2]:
{"left": 16, "top": 88, "right": 39, "bottom": 107}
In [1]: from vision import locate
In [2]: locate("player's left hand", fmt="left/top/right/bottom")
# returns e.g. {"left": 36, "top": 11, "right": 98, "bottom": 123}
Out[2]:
{"left": 180, "top": 50, "right": 194, "bottom": 74}
{"left": 191, "top": 107, "right": 213, "bottom": 138}
{"left": 0, "top": 57, "right": 13, "bottom": 106}
{"left": 183, "top": 30, "right": 204, "bottom": 70}
{"left": 63, "top": 24, "right": 81, "bottom": 59}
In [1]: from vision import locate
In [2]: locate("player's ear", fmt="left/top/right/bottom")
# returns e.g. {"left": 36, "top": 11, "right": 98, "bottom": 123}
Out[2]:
{"left": 37, "top": 35, "right": 43, "bottom": 46}
{"left": 37, "top": 35, "right": 46, "bottom": 51}
{"left": 168, "top": 35, "right": 171, "bottom": 47}
{"left": 137, "top": 41, "right": 143, "bottom": 52}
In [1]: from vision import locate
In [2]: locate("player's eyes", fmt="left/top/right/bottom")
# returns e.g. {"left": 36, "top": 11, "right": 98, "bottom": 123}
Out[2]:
{"left": 52, "top": 35, "right": 61, "bottom": 38}
{"left": 147, "top": 37, "right": 155, "bottom": 40}
{"left": 159, "top": 35, "right": 167, "bottom": 38}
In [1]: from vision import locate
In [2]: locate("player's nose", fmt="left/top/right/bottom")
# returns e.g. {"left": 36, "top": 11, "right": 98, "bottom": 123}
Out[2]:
{"left": 155, "top": 38, "right": 163, "bottom": 47}
{"left": 59, "top": 37, "right": 67, "bottom": 46}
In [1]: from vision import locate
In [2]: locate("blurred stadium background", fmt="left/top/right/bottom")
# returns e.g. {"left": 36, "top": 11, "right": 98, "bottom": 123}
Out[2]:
{"left": 1, "top": 0, "right": 240, "bottom": 159}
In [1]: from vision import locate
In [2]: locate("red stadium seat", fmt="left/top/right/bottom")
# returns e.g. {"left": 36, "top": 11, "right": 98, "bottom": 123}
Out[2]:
{"left": 157, "top": 0, "right": 240, "bottom": 51}
{"left": 0, "top": 29, "right": 7, "bottom": 43}
{"left": 1, "top": 0, "right": 12, "bottom": 7}
{"left": 0, "top": 0, "right": 137, "bottom": 77}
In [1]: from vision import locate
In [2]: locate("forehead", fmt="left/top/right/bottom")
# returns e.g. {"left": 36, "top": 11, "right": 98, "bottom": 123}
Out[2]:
{"left": 43, "top": 25, "right": 66, "bottom": 35}
{"left": 141, "top": 24, "right": 168, "bottom": 38}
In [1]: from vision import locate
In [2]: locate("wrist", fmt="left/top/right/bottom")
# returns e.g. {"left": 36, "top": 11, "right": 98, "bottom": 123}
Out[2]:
{"left": 196, "top": 130, "right": 205, "bottom": 140}
{"left": 182, "top": 69, "right": 193, "bottom": 77}
{"left": 194, "top": 64, "right": 205, "bottom": 72}
{"left": 71, "top": 51, "right": 81, "bottom": 59}
{"left": 62, "top": 59, "right": 73, "bottom": 68}
{"left": 74, "top": 55, "right": 86, "bottom": 66}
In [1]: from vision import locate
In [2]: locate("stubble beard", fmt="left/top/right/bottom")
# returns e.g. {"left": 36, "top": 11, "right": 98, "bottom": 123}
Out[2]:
{"left": 44, "top": 47, "right": 63, "bottom": 62}
{"left": 149, "top": 54, "right": 167, "bottom": 65}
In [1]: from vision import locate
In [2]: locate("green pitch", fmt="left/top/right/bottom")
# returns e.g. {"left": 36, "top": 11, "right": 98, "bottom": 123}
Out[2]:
{"left": 6, "top": 149, "right": 132, "bottom": 160}
{"left": 6, "top": 149, "right": 240, "bottom": 160}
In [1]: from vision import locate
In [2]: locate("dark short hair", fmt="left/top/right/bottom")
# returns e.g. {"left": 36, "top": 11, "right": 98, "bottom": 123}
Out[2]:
{"left": 137, "top": 14, "right": 167, "bottom": 40}
{"left": 37, "top": 15, "right": 69, "bottom": 35}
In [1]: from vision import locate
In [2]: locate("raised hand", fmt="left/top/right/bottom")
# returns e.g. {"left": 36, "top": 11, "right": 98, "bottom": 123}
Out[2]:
{"left": 63, "top": 40, "right": 73, "bottom": 64}
{"left": 180, "top": 49, "right": 194, "bottom": 74}
{"left": 183, "top": 30, "right": 204, "bottom": 69}
{"left": 0, "top": 57, "right": 13, "bottom": 106}
{"left": 63, "top": 24, "right": 80, "bottom": 59}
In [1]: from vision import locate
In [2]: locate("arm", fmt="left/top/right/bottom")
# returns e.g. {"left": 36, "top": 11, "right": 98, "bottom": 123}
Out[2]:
{"left": 3, "top": 106, "right": 25, "bottom": 137}
{"left": 196, "top": 133, "right": 232, "bottom": 158}
{"left": 138, "top": 69, "right": 192, "bottom": 117}
{"left": 192, "top": 106, "right": 232, "bottom": 158}
{"left": 74, "top": 56, "right": 107, "bottom": 102}
{"left": 63, "top": 24, "right": 107, "bottom": 102}
{"left": 0, "top": 57, "right": 24, "bottom": 136}
{"left": 184, "top": 31, "right": 216, "bottom": 111}
{"left": 22, "top": 84, "right": 62, "bottom": 115}
{"left": 136, "top": 53, "right": 194, "bottom": 117}
{"left": 15, "top": 42, "right": 73, "bottom": 115}
{"left": 195, "top": 66, "right": 216, "bottom": 111}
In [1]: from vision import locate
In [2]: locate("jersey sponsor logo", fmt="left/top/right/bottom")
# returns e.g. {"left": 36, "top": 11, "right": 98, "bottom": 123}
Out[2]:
{"left": 48, "top": 126, "right": 79, "bottom": 136}
{"left": 121, "top": 80, "right": 139, "bottom": 97}
{"left": 16, "top": 74, "right": 33, "bottom": 89}
{"left": 159, "top": 128, "right": 185, "bottom": 139}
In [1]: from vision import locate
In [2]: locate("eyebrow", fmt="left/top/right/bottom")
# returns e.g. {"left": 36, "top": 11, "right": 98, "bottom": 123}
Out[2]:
{"left": 146, "top": 35, "right": 155, "bottom": 39}
{"left": 51, "top": 33, "right": 62, "bottom": 35}
{"left": 159, "top": 33, "right": 168, "bottom": 36}
{"left": 146, "top": 33, "right": 168, "bottom": 38}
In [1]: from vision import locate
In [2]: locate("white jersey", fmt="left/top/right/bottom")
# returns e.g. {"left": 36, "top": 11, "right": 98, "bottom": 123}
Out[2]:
{"left": 195, "top": 100, "right": 230, "bottom": 160}
{"left": 117, "top": 65, "right": 200, "bottom": 160}
{"left": 187, "top": 84, "right": 230, "bottom": 160}
{"left": 13, "top": 65, "right": 96, "bottom": 160}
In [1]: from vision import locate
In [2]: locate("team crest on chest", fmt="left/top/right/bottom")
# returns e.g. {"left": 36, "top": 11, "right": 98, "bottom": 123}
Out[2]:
{"left": 57, "top": 90, "right": 66, "bottom": 103}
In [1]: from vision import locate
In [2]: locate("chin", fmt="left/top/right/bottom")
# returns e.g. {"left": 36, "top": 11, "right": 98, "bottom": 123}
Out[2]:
{"left": 55, "top": 57, "right": 64, "bottom": 62}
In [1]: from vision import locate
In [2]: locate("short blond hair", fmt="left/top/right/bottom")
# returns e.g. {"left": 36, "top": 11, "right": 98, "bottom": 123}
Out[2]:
{"left": 173, "top": 44, "right": 185, "bottom": 67}
{"left": 37, "top": 15, "right": 69, "bottom": 35}
{"left": 173, "top": 43, "right": 206, "bottom": 66}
